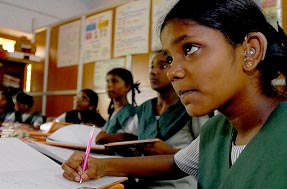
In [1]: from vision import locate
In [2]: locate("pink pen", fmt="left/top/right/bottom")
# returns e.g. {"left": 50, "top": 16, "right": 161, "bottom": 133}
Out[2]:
{"left": 80, "top": 126, "right": 96, "bottom": 183}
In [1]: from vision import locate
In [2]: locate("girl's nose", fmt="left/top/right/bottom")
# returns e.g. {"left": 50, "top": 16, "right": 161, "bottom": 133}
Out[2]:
{"left": 167, "top": 62, "right": 186, "bottom": 82}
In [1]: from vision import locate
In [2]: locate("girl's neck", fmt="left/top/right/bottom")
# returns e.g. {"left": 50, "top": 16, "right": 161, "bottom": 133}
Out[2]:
{"left": 112, "top": 98, "right": 129, "bottom": 111}
{"left": 156, "top": 89, "right": 179, "bottom": 116}
{"left": 224, "top": 96, "right": 282, "bottom": 145}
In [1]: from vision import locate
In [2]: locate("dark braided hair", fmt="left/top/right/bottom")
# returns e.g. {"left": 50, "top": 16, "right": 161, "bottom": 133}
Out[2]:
{"left": 106, "top": 68, "right": 140, "bottom": 116}
{"left": 161, "top": 0, "right": 287, "bottom": 97}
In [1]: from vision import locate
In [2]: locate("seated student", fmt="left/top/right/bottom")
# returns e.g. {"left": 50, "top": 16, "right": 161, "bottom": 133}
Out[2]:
{"left": 54, "top": 89, "right": 106, "bottom": 127}
{"left": 0, "top": 91, "right": 14, "bottom": 124}
{"left": 97, "top": 51, "right": 208, "bottom": 189}
{"left": 96, "top": 68, "right": 140, "bottom": 143}
{"left": 62, "top": 0, "right": 287, "bottom": 188}
{"left": 97, "top": 52, "right": 208, "bottom": 151}
{"left": 4, "top": 91, "right": 45, "bottom": 130}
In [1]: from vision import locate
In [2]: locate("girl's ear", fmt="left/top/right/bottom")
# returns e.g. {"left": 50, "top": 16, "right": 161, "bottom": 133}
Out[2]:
{"left": 89, "top": 106, "right": 95, "bottom": 110}
{"left": 126, "top": 84, "right": 131, "bottom": 92}
{"left": 242, "top": 32, "right": 267, "bottom": 72}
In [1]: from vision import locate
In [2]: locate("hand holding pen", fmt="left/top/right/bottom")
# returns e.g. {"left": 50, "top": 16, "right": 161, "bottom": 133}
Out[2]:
{"left": 80, "top": 126, "right": 96, "bottom": 183}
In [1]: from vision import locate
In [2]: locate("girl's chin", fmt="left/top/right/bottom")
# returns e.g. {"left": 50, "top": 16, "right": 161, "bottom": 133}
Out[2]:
{"left": 185, "top": 104, "right": 208, "bottom": 117}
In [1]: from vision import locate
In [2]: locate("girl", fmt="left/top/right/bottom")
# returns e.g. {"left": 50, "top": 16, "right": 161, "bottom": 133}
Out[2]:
{"left": 55, "top": 89, "right": 106, "bottom": 127}
{"left": 62, "top": 1, "right": 287, "bottom": 188}
{"left": 96, "top": 68, "right": 140, "bottom": 143}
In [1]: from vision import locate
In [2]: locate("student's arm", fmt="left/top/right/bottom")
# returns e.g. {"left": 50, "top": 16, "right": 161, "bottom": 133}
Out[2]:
{"left": 96, "top": 130, "right": 137, "bottom": 144}
{"left": 141, "top": 139, "right": 180, "bottom": 155}
{"left": 62, "top": 151, "right": 186, "bottom": 182}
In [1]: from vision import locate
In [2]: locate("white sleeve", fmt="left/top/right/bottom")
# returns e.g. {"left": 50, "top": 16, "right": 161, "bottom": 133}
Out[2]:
{"left": 54, "top": 113, "right": 66, "bottom": 122}
{"left": 120, "top": 114, "right": 139, "bottom": 136}
{"left": 174, "top": 136, "right": 200, "bottom": 177}
{"left": 33, "top": 116, "right": 44, "bottom": 127}
{"left": 4, "top": 112, "right": 16, "bottom": 122}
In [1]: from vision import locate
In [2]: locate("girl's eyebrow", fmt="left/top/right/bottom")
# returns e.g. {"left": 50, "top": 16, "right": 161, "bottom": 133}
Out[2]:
{"left": 162, "top": 35, "right": 191, "bottom": 55}
{"left": 172, "top": 34, "right": 190, "bottom": 45}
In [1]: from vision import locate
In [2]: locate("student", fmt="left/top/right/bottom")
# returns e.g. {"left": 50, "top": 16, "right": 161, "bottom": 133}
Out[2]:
{"left": 96, "top": 68, "right": 140, "bottom": 143}
{"left": 134, "top": 51, "right": 204, "bottom": 188}
{"left": 62, "top": 0, "right": 287, "bottom": 188}
{"left": 4, "top": 91, "right": 45, "bottom": 130}
{"left": 97, "top": 52, "right": 205, "bottom": 188}
{"left": 54, "top": 89, "right": 106, "bottom": 127}
{"left": 0, "top": 91, "right": 14, "bottom": 123}
{"left": 135, "top": 51, "right": 207, "bottom": 154}
{"left": 97, "top": 52, "right": 205, "bottom": 149}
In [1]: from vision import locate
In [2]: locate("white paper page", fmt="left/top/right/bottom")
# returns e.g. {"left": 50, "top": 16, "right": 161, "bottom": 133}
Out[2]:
{"left": 0, "top": 167, "right": 126, "bottom": 189}
{"left": 28, "top": 141, "right": 121, "bottom": 163}
{"left": 0, "top": 138, "right": 126, "bottom": 189}
{"left": 47, "top": 124, "right": 102, "bottom": 147}
{"left": 27, "top": 141, "right": 76, "bottom": 163}
{"left": 0, "top": 138, "right": 58, "bottom": 173}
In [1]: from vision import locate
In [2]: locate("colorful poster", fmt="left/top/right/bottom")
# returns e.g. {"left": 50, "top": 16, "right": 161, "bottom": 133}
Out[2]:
{"left": 57, "top": 20, "right": 81, "bottom": 67}
{"left": 93, "top": 58, "right": 126, "bottom": 90}
{"left": 259, "top": 0, "right": 282, "bottom": 27}
{"left": 84, "top": 10, "right": 113, "bottom": 63}
{"left": 152, "top": 0, "right": 179, "bottom": 51}
{"left": 114, "top": 0, "right": 150, "bottom": 57}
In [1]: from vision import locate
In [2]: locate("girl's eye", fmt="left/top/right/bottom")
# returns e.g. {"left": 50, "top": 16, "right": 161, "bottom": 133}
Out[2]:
{"left": 166, "top": 56, "right": 173, "bottom": 64}
{"left": 160, "top": 64, "right": 170, "bottom": 69}
{"left": 184, "top": 44, "right": 199, "bottom": 56}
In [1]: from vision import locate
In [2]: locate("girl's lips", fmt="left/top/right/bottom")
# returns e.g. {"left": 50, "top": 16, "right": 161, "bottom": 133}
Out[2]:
{"left": 149, "top": 78, "right": 158, "bottom": 83}
{"left": 178, "top": 90, "right": 194, "bottom": 96}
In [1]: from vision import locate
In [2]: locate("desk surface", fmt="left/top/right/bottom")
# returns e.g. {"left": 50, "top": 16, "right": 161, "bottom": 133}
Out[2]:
{"left": 106, "top": 184, "right": 124, "bottom": 189}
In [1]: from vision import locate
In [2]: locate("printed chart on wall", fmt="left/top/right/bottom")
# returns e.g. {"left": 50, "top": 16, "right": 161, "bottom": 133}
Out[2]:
{"left": 57, "top": 20, "right": 81, "bottom": 67}
{"left": 152, "top": 0, "right": 179, "bottom": 51}
{"left": 257, "top": 0, "right": 282, "bottom": 27}
{"left": 93, "top": 58, "right": 125, "bottom": 91}
{"left": 84, "top": 10, "right": 113, "bottom": 63}
{"left": 114, "top": 0, "right": 150, "bottom": 57}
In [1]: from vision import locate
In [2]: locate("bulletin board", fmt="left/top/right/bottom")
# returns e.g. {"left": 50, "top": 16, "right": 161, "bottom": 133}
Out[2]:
{"left": 33, "top": 0, "right": 287, "bottom": 117}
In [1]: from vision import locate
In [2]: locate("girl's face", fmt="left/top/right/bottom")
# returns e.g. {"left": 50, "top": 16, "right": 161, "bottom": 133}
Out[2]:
{"left": 106, "top": 74, "right": 130, "bottom": 100}
{"left": 161, "top": 20, "right": 245, "bottom": 116}
{"left": 0, "top": 94, "right": 8, "bottom": 114}
{"left": 149, "top": 53, "right": 172, "bottom": 92}
{"left": 73, "top": 91, "right": 92, "bottom": 110}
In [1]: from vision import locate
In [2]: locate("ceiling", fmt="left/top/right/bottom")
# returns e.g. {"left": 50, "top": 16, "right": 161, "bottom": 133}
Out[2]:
{"left": 0, "top": 0, "right": 129, "bottom": 38}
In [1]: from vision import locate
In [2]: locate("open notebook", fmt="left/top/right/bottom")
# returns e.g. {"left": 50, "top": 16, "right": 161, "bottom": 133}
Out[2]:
{"left": 28, "top": 140, "right": 121, "bottom": 163}
{"left": 46, "top": 124, "right": 105, "bottom": 150}
{"left": 0, "top": 138, "right": 127, "bottom": 189}
{"left": 46, "top": 124, "right": 161, "bottom": 151}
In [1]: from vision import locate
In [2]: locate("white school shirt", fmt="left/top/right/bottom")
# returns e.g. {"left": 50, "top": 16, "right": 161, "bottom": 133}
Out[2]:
{"left": 174, "top": 136, "right": 246, "bottom": 177}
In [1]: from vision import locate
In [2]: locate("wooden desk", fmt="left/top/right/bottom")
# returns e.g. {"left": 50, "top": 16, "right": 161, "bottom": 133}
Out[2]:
{"left": 106, "top": 184, "right": 124, "bottom": 189}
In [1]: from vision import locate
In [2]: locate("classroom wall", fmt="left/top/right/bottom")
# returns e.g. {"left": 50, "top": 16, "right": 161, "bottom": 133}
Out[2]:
{"left": 6, "top": 0, "right": 285, "bottom": 120}
{"left": 34, "top": 0, "right": 155, "bottom": 119}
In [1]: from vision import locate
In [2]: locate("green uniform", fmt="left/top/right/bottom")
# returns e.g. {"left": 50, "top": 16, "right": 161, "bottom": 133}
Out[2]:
{"left": 199, "top": 101, "right": 287, "bottom": 189}
{"left": 137, "top": 98, "right": 191, "bottom": 140}
{"left": 104, "top": 104, "right": 136, "bottom": 133}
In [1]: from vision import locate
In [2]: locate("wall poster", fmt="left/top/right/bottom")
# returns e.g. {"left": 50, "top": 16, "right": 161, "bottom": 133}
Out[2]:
{"left": 57, "top": 20, "right": 81, "bottom": 67}
{"left": 93, "top": 58, "right": 126, "bottom": 90}
{"left": 257, "top": 0, "right": 282, "bottom": 27}
{"left": 152, "top": 0, "right": 179, "bottom": 51}
{"left": 114, "top": 0, "right": 150, "bottom": 57}
{"left": 84, "top": 10, "right": 113, "bottom": 63}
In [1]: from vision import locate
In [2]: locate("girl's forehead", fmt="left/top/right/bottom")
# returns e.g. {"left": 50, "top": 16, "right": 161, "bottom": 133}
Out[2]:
{"left": 106, "top": 74, "right": 125, "bottom": 82}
